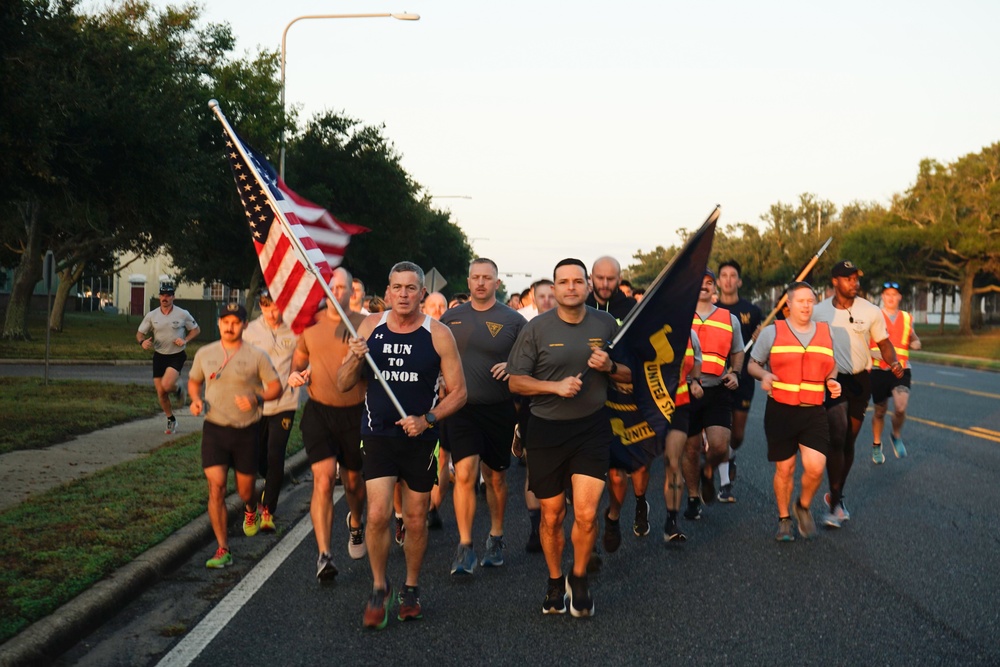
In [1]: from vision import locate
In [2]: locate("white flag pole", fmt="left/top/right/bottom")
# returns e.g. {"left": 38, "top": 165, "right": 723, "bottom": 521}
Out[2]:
{"left": 210, "top": 99, "right": 407, "bottom": 420}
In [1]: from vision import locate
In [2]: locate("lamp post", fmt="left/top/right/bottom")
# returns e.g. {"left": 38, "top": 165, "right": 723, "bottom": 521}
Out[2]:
{"left": 279, "top": 12, "right": 420, "bottom": 178}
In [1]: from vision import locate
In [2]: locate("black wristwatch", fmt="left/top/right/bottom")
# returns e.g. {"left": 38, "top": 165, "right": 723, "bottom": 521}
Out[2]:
{"left": 424, "top": 412, "right": 438, "bottom": 428}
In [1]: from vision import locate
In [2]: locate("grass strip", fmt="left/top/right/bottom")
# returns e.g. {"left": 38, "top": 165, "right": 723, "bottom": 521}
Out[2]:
{"left": 0, "top": 416, "right": 304, "bottom": 644}
{"left": 0, "top": 378, "right": 164, "bottom": 455}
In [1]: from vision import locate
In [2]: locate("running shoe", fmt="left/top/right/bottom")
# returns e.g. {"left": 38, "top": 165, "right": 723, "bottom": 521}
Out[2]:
{"left": 450, "top": 543, "right": 476, "bottom": 576}
{"left": 165, "top": 416, "right": 177, "bottom": 435}
{"left": 633, "top": 498, "right": 650, "bottom": 537}
{"left": 775, "top": 517, "right": 795, "bottom": 542}
{"left": 684, "top": 496, "right": 703, "bottom": 521}
{"left": 397, "top": 585, "right": 423, "bottom": 621}
{"left": 243, "top": 507, "right": 260, "bottom": 537}
{"left": 891, "top": 435, "right": 907, "bottom": 458}
{"left": 363, "top": 580, "right": 393, "bottom": 630}
{"left": 511, "top": 424, "right": 523, "bottom": 458}
{"left": 663, "top": 515, "right": 686, "bottom": 543}
{"left": 259, "top": 506, "right": 276, "bottom": 533}
{"left": 603, "top": 509, "right": 622, "bottom": 553}
{"left": 394, "top": 516, "right": 405, "bottom": 546}
{"left": 427, "top": 507, "right": 443, "bottom": 530}
{"left": 717, "top": 483, "right": 736, "bottom": 503}
{"left": 542, "top": 579, "right": 567, "bottom": 614}
{"left": 793, "top": 501, "right": 817, "bottom": 539}
{"left": 872, "top": 443, "right": 885, "bottom": 465}
{"left": 205, "top": 547, "right": 232, "bottom": 568}
{"left": 824, "top": 493, "right": 851, "bottom": 522}
{"left": 347, "top": 511, "right": 367, "bottom": 560}
{"left": 565, "top": 574, "right": 595, "bottom": 618}
{"left": 316, "top": 551, "right": 338, "bottom": 582}
{"left": 481, "top": 535, "right": 505, "bottom": 567}
{"left": 701, "top": 473, "right": 715, "bottom": 504}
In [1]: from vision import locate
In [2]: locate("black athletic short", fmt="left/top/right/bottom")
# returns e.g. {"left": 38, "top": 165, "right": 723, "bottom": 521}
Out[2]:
{"left": 688, "top": 384, "right": 734, "bottom": 434}
{"left": 361, "top": 435, "right": 438, "bottom": 493}
{"left": 442, "top": 401, "right": 515, "bottom": 471}
{"left": 524, "top": 410, "right": 611, "bottom": 499}
{"left": 870, "top": 368, "right": 911, "bottom": 405}
{"left": 669, "top": 404, "right": 691, "bottom": 436}
{"left": 824, "top": 371, "right": 871, "bottom": 422}
{"left": 299, "top": 400, "right": 364, "bottom": 471}
{"left": 763, "top": 398, "right": 829, "bottom": 462}
{"left": 153, "top": 351, "right": 186, "bottom": 379}
{"left": 732, "top": 370, "right": 756, "bottom": 412}
{"left": 201, "top": 420, "right": 259, "bottom": 474}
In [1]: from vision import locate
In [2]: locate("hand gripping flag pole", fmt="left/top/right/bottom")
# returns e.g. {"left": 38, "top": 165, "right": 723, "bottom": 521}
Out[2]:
{"left": 209, "top": 99, "right": 406, "bottom": 420}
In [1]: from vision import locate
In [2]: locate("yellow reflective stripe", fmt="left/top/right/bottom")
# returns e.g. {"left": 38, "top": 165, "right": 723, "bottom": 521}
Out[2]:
{"left": 772, "top": 381, "right": 799, "bottom": 392}
{"left": 800, "top": 382, "right": 825, "bottom": 393}
{"left": 770, "top": 345, "right": 803, "bottom": 354}
{"left": 804, "top": 345, "right": 833, "bottom": 356}
{"left": 699, "top": 319, "right": 733, "bottom": 332}
{"left": 702, "top": 353, "right": 726, "bottom": 367}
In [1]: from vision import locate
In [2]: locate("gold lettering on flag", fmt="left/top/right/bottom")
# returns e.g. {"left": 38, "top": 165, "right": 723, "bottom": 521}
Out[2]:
{"left": 644, "top": 324, "right": 677, "bottom": 421}
{"left": 610, "top": 417, "right": 656, "bottom": 445}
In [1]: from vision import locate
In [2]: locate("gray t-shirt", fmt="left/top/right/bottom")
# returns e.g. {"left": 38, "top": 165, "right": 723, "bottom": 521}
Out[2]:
{"left": 441, "top": 301, "right": 526, "bottom": 405}
{"left": 243, "top": 316, "right": 299, "bottom": 415}
{"left": 506, "top": 307, "right": 619, "bottom": 421}
{"left": 137, "top": 306, "right": 198, "bottom": 355}
{"left": 190, "top": 340, "right": 279, "bottom": 428}
{"left": 812, "top": 296, "right": 888, "bottom": 374}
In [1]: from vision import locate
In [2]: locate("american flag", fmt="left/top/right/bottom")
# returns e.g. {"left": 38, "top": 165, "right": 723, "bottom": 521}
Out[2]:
{"left": 222, "top": 132, "right": 368, "bottom": 333}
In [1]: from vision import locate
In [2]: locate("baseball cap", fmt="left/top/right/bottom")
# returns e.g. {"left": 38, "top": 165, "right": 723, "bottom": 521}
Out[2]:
{"left": 704, "top": 269, "right": 717, "bottom": 282}
{"left": 220, "top": 302, "right": 247, "bottom": 321}
{"left": 831, "top": 260, "right": 863, "bottom": 278}
{"left": 158, "top": 282, "right": 175, "bottom": 295}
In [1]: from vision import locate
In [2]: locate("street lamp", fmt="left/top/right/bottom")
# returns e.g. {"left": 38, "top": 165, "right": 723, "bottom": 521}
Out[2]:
{"left": 279, "top": 12, "right": 420, "bottom": 178}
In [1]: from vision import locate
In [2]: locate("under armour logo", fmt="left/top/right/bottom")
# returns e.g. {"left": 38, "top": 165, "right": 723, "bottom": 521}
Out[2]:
{"left": 374, "top": 333, "right": 384, "bottom": 339}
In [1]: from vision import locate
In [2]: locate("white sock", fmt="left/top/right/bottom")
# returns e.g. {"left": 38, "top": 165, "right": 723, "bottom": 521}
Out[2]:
{"left": 718, "top": 462, "right": 731, "bottom": 486}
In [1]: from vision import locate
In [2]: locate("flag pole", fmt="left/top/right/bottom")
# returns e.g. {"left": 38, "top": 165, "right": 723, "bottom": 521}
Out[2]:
{"left": 209, "top": 99, "right": 407, "bottom": 420}
{"left": 745, "top": 235, "right": 834, "bottom": 353}
{"left": 610, "top": 205, "right": 721, "bottom": 350}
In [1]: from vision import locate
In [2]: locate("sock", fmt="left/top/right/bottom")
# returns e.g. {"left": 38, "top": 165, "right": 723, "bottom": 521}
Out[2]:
{"left": 528, "top": 509, "right": 540, "bottom": 531}
{"left": 635, "top": 493, "right": 646, "bottom": 506}
{"left": 667, "top": 510, "right": 677, "bottom": 521}
{"left": 549, "top": 576, "right": 563, "bottom": 588}
{"left": 718, "top": 462, "right": 731, "bottom": 486}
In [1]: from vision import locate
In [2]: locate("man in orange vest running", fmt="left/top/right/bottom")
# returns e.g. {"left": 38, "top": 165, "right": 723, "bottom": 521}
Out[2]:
{"left": 749, "top": 282, "right": 841, "bottom": 541}
{"left": 869, "top": 281, "right": 921, "bottom": 464}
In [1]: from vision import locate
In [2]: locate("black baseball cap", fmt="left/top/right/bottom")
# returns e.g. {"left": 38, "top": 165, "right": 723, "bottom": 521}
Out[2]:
{"left": 158, "top": 282, "right": 175, "bottom": 295}
{"left": 831, "top": 260, "right": 863, "bottom": 278}
{"left": 220, "top": 302, "right": 247, "bottom": 321}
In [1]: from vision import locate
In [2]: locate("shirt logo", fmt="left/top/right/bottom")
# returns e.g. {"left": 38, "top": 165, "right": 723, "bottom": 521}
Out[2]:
{"left": 486, "top": 322, "right": 503, "bottom": 337}
{"left": 374, "top": 333, "right": 384, "bottom": 339}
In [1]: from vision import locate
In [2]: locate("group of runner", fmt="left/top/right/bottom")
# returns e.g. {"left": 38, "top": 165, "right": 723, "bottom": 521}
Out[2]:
{"left": 137, "top": 253, "right": 919, "bottom": 627}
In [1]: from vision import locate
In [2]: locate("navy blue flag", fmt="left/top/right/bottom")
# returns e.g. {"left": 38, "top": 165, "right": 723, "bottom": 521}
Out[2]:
{"left": 607, "top": 208, "right": 719, "bottom": 446}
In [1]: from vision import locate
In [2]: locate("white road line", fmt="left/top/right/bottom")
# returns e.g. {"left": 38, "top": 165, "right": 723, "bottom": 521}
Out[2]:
{"left": 157, "top": 488, "right": 343, "bottom": 666}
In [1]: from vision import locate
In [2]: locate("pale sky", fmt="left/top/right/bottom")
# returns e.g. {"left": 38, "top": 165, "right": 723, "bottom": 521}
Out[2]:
{"left": 155, "top": 0, "right": 999, "bottom": 293}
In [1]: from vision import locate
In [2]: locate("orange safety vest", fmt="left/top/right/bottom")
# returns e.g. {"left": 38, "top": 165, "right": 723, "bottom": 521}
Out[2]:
{"left": 769, "top": 321, "right": 835, "bottom": 406}
{"left": 675, "top": 338, "right": 696, "bottom": 407}
{"left": 693, "top": 307, "right": 733, "bottom": 377}
{"left": 870, "top": 310, "right": 912, "bottom": 370}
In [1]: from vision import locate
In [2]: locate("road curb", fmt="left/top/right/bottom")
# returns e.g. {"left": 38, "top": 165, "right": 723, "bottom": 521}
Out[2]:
{"left": 0, "top": 450, "right": 310, "bottom": 667}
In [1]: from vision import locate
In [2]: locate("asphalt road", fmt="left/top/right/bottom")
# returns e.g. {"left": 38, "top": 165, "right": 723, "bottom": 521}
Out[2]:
{"left": 54, "top": 362, "right": 1000, "bottom": 666}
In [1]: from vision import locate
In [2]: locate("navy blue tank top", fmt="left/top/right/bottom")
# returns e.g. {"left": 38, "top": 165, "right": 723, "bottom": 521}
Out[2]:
{"left": 362, "top": 313, "right": 442, "bottom": 440}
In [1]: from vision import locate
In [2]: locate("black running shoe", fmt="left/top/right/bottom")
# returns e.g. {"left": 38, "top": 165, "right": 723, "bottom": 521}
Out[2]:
{"left": 633, "top": 498, "right": 650, "bottom": 537}
{"left": 684, "top": 496, "right": 702, "bottom": 521}
{"left": 663, "top": 515, "right": 687, "bottom": 543}
{"left": 542, "top": 579, "right": 567, "bottom": 615}
{"left": 565, "top": 574, "right": 595, "bottom": 618}
{"left": 426, "top": 507, "right": 443, "bottom": 530}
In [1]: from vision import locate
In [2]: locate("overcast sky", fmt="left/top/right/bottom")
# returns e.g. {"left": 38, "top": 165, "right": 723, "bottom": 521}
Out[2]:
{"left": 153, "top": 0, "right": 999, "bottom": 293}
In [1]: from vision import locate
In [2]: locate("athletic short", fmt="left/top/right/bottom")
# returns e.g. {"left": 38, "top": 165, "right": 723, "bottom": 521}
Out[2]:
{"left": 732, "top": 371, "right": 756, "bottom": 412}
{"left": 201, "top": 420, "right": 259, "bottom": 474}
{"left": 361, "top": 435, "right": 438, "bottom": 493}
{"left": 824, "top": 371, "right": 871, "bottom": 422}
{"left": 524, "top": 410, "right": 611, "bottom": 499}
{"left": 442, "top": 401, "right": 515, "bottom": 471}
{"left": 669, "top": 404, "right": 691, "bottom": 436}
{"left": 688, "top": 384, "right": 733, "bottom": 435}
{"left": 300, "top": 400, "right": 363, "bottom": 471}
{"left": 153, "top": 351, "right": 186, "bottom": 379}
{"left": 870, "top": 368, "right": 911, "bottom": 405}
{"left": 763, "top": 398, "right": 829, "bottom": 461}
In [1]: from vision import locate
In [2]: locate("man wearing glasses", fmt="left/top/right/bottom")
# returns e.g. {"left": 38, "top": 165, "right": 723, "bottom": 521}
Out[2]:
{"left": 869, "top": 281, "right": 921, "bottom": 464}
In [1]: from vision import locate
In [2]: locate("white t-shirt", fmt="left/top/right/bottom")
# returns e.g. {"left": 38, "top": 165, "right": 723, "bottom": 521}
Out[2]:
{"left": 812, "top": 296, "right": 888, "bottom": 374}
{"left": 243, "top": 317, "right": 300, "bottom": 415}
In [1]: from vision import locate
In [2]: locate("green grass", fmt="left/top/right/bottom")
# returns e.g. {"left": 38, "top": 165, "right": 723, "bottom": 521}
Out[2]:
{"left": 0, "top": 311, "right": 205, "bottom": 360}
{"left": 0, "top": 378, "right": 166, "bottom": 455}
{"left": 912, "top": 324, "right": 1000, "bottom": 372}
{"left": 0, "top": 411, "right": 304, "bottom": 644}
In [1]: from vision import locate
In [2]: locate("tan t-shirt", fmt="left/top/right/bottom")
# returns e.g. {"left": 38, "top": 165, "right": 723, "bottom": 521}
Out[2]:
{"left": 297, "top": 311, "right": 368, "bottom": 407}
{"left": 190, "top": 341, "right": 279, "bottom": 428}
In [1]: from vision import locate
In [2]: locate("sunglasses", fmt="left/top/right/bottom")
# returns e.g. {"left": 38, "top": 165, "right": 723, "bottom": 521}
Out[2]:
{"left": 883, "top": 282, "right": 900, "bottom": 290}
